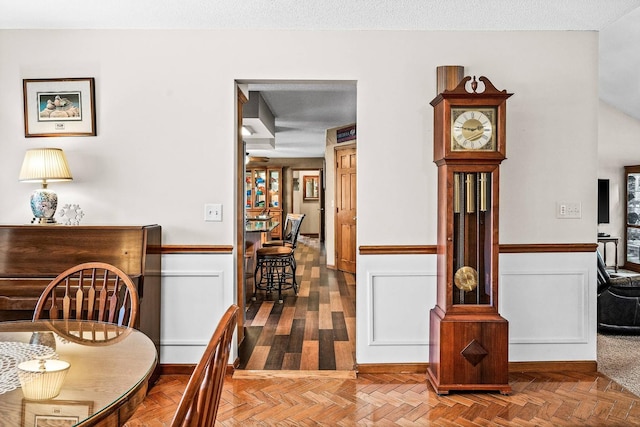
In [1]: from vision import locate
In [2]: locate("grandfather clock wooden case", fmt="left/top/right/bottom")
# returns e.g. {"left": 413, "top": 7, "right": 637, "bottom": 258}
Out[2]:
{"left": 427, "top": 75, "right": 512, "bottom": 394}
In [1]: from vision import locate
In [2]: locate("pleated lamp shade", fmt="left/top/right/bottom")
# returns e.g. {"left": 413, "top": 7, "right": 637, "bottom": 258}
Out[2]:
{"left": 19, "top": 148, "right": 73, "bottom": 183}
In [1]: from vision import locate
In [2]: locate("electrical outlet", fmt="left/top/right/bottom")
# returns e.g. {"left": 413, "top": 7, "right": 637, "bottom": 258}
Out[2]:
{"left": 204, "top": 203, "right": 222, "bottom": 221}
{"left": 557, "top": 201, "right": 581, "bottom": 219}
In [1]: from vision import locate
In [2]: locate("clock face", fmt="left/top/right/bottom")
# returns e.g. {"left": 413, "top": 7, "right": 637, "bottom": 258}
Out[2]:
{"left": 451, "top": 108, "right": 496, "bottom": 151}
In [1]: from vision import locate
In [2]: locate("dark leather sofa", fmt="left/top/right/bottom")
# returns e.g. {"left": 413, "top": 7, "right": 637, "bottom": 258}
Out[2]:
{"left": 598, "top": 251, "right": 640, "bottom": 333}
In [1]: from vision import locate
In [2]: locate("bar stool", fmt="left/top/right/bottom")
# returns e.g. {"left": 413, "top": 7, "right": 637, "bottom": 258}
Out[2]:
{"left": 262, "top": 213, "right": 305, "bottom": 273}
{"left": 263, "top": 214, "right": 304, "bottom": 248}
{"left": 253, "top": 246, "right": 297, "bottom": 303}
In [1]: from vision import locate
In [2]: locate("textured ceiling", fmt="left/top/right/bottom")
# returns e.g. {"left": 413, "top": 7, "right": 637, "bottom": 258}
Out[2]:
{"left": 2, "top": 0, "right": 639, "bottom": 30}
{"left": 244, "top": 83, "right": 357, "bottom": 158}
{"left": 3, "top": 1, "right": 639, "bottom": 157}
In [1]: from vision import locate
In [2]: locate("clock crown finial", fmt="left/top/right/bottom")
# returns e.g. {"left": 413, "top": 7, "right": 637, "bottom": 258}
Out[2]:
{"left": 443, "top": 75, "right": 508, "bottom": 96}
{"left": 471, "top": 77, "right": 478, "bottom": 93}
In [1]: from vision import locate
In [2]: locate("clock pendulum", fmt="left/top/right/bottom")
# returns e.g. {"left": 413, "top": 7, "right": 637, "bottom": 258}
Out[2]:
{"left": 427, "top": 68, "right": 513, "bottom": 394}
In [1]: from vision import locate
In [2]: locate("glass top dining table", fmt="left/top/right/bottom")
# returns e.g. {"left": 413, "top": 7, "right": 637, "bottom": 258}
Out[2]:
{"left": 0, "top": 319, "right": 157, "bottom": 426}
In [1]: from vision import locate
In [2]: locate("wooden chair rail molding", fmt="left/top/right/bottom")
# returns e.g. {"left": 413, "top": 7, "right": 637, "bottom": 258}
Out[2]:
{"left": 160, "top": 243, "right": 598, "bottom": 255}
{"left": 359, "top": 243, "right": 599, "bottom": 255}
{"left": 499, "top": 243, "right": 599, "bottom": 253}
{"left": 161, "top": 245, "right": 234, "bottom": 254}
{"left": 358, "top": 245, "right": 437, "bottom": 255}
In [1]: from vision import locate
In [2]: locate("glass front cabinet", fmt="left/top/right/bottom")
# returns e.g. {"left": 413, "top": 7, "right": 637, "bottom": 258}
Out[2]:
{"left": 245, "top": 166, "right": 283, "bottom": 239}
{"left": 625, "top": 165, "right": 640, "bottom": 271}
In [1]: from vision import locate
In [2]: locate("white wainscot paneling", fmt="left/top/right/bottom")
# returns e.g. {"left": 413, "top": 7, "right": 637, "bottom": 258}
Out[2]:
{"left": 502, "top": 271, "right": 588, "bottom": 343}
{"left": 500, "top": 252, "right": 597, "bottom": 362}
{"left": 357, "top": 254, "right": 436, "bottom": 364}
{"left": 369, "top": 273, "right": 431, "bottom": 346}
{"left": 160, "top": 253, "right": 235, "bottom": 364}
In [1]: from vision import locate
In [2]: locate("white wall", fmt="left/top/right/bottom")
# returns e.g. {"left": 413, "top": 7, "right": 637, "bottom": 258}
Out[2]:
{"left": 598, "top": 101, "right": 640, "bottom": 266}
{"left": 0, "top": 29, "right": 600, "bottom": 364}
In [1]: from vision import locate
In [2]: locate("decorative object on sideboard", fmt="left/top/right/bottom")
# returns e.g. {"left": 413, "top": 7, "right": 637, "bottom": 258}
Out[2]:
{"left": 19, "top": 148, "right": 73, "bottom": 224}
{"left": 58, "top": 204, "right": 85, "bottom": 225}
{"left": 23, "top": 77, "right": 96, "bottom": 137}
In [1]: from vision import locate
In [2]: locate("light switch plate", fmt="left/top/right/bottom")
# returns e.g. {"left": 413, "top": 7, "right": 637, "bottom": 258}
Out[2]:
{"left": 204, "top": 203, "right": 222, "bottom": 221}
{"left": 557, "top": 201, "right": 581, "bottom": 219}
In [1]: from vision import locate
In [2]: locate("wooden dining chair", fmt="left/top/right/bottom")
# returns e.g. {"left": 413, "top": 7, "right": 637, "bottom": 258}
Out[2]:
{"left": 32, "top": 262, "right": 139, "bottom": 327}
{"left": 170, "top": 304, "right": 239, "bottom": 427}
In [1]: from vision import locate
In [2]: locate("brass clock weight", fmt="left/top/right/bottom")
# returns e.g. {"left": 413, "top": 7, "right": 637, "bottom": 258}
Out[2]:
{"left": 427, "top": 66, "right": 512, "bottom": 395}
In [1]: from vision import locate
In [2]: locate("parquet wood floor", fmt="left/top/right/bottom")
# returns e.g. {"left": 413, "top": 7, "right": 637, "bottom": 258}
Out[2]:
{"left": 238, "top": 236, "right": 356, "bottom": 371}
{"left": 126, "top": 236, "right": 640, "bottom": 425}
{"left": 126, "top": 371, "right": 640, "bottom": 426}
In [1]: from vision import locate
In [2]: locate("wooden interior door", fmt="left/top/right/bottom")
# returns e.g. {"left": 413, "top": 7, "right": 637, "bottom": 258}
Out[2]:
{"left": 335, "top": 147, "right": 357, "bottom": 273}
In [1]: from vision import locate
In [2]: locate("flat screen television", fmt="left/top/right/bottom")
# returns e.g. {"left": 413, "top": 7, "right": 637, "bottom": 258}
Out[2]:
{"left": 598, "top": 179, "right": 610, "bottom": 224}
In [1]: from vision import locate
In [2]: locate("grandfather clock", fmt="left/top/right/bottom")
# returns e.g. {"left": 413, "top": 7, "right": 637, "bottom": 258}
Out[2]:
{"left": 427, "top": 73, "right": 512, "bottom": 395}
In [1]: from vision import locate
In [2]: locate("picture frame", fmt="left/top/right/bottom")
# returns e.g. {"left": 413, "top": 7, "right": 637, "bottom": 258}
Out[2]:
{"left": 22, "top": 399, "right": 94, "bottom": 427}
{"left": 303, "top": 175, "right": 319, "bottom": 201}
{"left": 23, "top": 78, "right": 96, "bottom": 137}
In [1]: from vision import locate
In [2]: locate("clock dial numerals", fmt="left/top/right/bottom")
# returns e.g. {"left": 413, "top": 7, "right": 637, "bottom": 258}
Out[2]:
{"left": 451, "top": 109, "right": 496, "bottom": 151}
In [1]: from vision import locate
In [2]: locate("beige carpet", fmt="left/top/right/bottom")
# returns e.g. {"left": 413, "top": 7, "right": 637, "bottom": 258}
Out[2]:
{"left": 598, "top": 333, "right": 640, "bottom": 396}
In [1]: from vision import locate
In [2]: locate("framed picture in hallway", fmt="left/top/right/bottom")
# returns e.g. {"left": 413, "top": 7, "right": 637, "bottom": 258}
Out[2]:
{"left": 23, "top": 78, "right": 96, "bottom": 137}
{"left": 303, "top": 175, "right": 319, "bottom": 200}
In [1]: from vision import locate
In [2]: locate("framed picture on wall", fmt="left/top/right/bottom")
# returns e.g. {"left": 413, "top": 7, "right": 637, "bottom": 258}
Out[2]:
{"left": 303, "top": 176, "right": 319, "bottom": 201}
{"left": 23, "top": 78, "right": 96, "bottom": 137}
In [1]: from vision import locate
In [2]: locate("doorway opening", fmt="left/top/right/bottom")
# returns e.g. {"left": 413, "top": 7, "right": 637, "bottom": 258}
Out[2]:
{"left": 235, "top": 80, "right": 357, "bottom": 372}
{"left": 292, "top": 168, "right": 323, "bottom": 241}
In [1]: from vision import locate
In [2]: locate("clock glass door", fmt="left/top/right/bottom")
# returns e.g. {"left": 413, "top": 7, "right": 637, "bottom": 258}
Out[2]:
{"left": 452, "top": 171, "right": 493, "bottom": 305}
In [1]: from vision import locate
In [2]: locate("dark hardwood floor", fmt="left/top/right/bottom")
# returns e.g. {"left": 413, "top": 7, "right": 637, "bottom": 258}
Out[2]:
{"left": 125, "top": 236, "right": 640, "bottom": 425}
{"left": 238, "top": 235, "right": 356, "bottom": 371}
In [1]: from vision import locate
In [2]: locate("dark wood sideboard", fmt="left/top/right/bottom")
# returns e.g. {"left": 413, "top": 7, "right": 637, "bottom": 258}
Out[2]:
{"left": 0, "top": 225, "right": 161, "bottom": 355}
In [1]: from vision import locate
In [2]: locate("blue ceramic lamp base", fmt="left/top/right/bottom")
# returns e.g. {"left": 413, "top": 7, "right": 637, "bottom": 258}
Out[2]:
{"left": 30, "top": 188, "right": 58, "bottom": 224}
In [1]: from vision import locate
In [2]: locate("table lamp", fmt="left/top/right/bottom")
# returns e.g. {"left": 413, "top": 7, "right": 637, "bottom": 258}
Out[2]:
{"left": 19, "top": 148, "right": 73, "bottom": 224}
